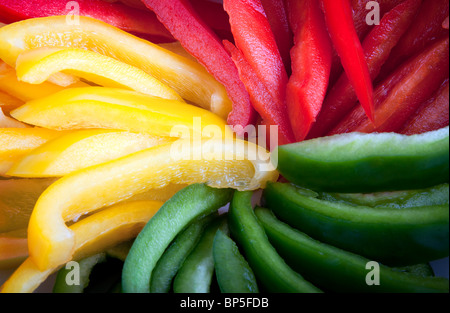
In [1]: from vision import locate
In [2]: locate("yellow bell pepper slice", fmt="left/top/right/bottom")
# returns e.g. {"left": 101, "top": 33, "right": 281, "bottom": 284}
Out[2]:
{"left": 0, "top": 108, "right": 28, "bottom": 128}
{"left": 16, "top": 47, "right": 184, "bottom": 102}
{"left": 0, "top": 178, "right": 56, "bottom": 233}
{"left": 7, "top": 129, "right": 174, "bottom": 178}
{"left": 0, "top": 90, "right": 23, "bottom": 115}
{"left": 10, "top": 87, "right": 233, "bottom": 139}
{"left": 0, "top": 61, "right": 89, "bottom": 102}
{"left": 0, "top": 128, "right": 63, "bottom": 175}
{"left": 27, "top": 138, "right": 277, "bottom": 271}
{"left": 1, "top": 200, "right": 163, "bottom": 293}
{"left": 0, "top": 16, "right": 232, "bottom": 119}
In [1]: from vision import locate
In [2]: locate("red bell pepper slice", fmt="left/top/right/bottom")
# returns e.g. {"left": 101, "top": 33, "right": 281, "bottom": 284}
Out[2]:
{"left": 223, "top": 40, "right": 295, "bottom": 146}
{"left": 259, "top": 0, "right": 293, "bottom": 73}
{"left": 285, "top": 0, "right": 332, "bottom": 142}
{"left": 141, "top": 0, "right": 256, "bottom": 130}
{"left": 328, "top": 0, "right": 405, "bottom": 88}
{"left": 351, "top": 0, "right": 405, "bottom": 41}
{"left": 0, "top": 0, "right": 174, "bottom": 43}
{"left": 379, "top": 0, "right": 449, "bottom": 81}
{"left": 320, "top": 0, "right": 375, "bottom": 122}
{"left": 329, "top": 36, "right": 449, "bottom": 135}
{"left": 308, "top": 0, "right": 422, "bottom": 139}
{"left": 223, "top": 0, "right": 289, "bottom": 112}
{"left": 400, "top": 79, "right": 449, "bottom": 135}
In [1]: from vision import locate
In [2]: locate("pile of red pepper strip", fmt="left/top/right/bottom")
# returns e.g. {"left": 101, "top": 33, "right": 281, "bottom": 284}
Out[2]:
{"left": 1, "top": 0, "right": 448, "bottom": 142}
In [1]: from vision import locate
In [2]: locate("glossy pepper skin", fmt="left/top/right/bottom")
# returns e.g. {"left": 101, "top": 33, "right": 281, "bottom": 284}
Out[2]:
{"left": 308, "top": 0, "right": 422, "bottom": 138}
{"left": 150, "top": 214, "right": 215, "bottom": 293}
{"left": 173, "top": 216, "right": 227, "bottom": 293}
{"left": 141, "top": 0, "right": 256, "bottom": 130}
{"left": 213, "top": 229, "right": 259, "bottom": 293}
{"left": 275, "top": 127, "right": 449, "bottom": 193}
{"left": 122, "top": 184, "right": 233, "bottom": 293}
{"left": 320, "top": 0, "right": 375, "bottom": 122}
{"left": 285, "top": 0, "right": 332, "bottom": 142}
{"left": 228, "top": 191, "right": 322, "bottom": 293}
{"left": 263, "top": 182, "right": 450, "bottom": 266}
{"left": 255, "top": 207, "right": 450, "bottom": 293}
{"left": 330, "top": 36, "right": 449, "bottom": 134}
{"left": 0, "top": 0, "right": 174, "bottom": 43}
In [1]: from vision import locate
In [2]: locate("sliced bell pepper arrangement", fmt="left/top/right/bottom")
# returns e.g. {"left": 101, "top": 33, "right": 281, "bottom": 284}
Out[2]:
{"left": 140, "top": 0, "right": 256, "bottom": 129}
{"left": 0, "top": 200, "right": 163, "bottom": 293}
{"left": 0, "top": 0, "right": 449, "bottom": 295}
{"left": 26, "top": 138, "right": 276, "bottom": 271}
{"left": 308, "top": 0, "right": 422, "bottom": 138}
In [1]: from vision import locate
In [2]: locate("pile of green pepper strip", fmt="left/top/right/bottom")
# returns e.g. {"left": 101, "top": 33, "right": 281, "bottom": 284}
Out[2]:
{"left": 51, "top": 127, "right": 449, "bottom": 293}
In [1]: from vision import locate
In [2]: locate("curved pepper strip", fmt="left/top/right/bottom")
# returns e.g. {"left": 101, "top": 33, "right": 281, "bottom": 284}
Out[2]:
{"left": 10, "top": 87, "right": 233, "bottom": 140}
{"left": 228, "top": 191, "right": 322, "bottom": 293}
{"left": 255, "top": 207, "right": 449, "bottom": 293}
{"left": 307, "top": 0, "right": 421, "bottom": 138}
{"left": 141, "top": 0, "right": 256, "bottom": 129}
{"left": 173, "top": 215, "right": 227, "bottom": 293}
{"left": 0, "top": 200, "right": 163, "bottom": 293}
{"left": 320, "top": 0, "right": 375, "bottom": 122}
{"left": 275, "top": 127, "right": 449, "bottom": 193}
{"left": 7, "top": 129, "right": 174, "bottom": 178}
{"left": 213, "top": 228, "right": 259, "bottom": 293}
{"left": 0, "top": 61, "right": 89, "bottom": 102}
{"left": 400, "top": 79, "right": 449, "bottom": 136}
{"left": 0, "top": 16, "right": 232, "bottom": 120}
{"left": 150, "top": 214, "right": 216, "bottom": 293}
{"left": 285, "top": 0, "right": 332, "bottom": 142}
{"left": 15, "top": 47, "right": 184, "bottom": 102}
{"left": 27, "top": 138, "right": 278, "bottom": 271}
{"left": 0, "top": 128, "right": 63, "bottom": 176}
{"left": 263, "top": 182, "right": 449, "bottom": 266}
{"left": 0, "top": 0, "right": 173, "bottom": 43}
{"left": 330, "top": 36, "right": 449, "bottom": 134}
{"left": 122, "top": 184, "right": 233, "bottom": 293}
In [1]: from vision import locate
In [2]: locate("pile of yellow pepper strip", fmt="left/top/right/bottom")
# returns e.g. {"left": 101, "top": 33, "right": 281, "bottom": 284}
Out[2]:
{"left": 0, "top": 16, "right": 279, "bottom": 292}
